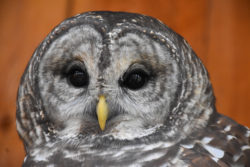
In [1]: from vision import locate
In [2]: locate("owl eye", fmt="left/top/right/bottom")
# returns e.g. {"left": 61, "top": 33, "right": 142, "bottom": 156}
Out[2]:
{"left": 120, "top": 69, "right": 149, "bottom": 90}
{"left": 67, "top": 66, "right": 89, "bottom": 87}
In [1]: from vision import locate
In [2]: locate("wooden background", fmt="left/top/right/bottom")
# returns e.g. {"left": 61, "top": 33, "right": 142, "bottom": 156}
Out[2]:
{"left": 0, "top": 0, "right": 249, "bottom": 166}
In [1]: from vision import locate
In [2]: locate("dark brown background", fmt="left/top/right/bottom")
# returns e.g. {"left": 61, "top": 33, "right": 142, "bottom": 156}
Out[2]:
{"left": 0, "top": 0, "right": 249, "bottom": 166}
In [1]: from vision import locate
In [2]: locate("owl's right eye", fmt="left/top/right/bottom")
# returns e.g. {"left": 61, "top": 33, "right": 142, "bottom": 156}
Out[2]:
{"left": 67, "top": 66, "right": 89, "bottom": 88}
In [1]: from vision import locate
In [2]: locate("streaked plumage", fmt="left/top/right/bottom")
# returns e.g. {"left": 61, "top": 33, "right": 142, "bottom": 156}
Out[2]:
{"left": 16, "top": 11, "right": 250, "bottom": 167}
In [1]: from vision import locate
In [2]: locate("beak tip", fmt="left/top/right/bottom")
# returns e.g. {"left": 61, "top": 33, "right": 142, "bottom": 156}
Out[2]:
{"left": 100, "top": 126, "right": 105, "bottom": 131}
{"left": 99, "top": 123, "right": 106, "bottom": 131}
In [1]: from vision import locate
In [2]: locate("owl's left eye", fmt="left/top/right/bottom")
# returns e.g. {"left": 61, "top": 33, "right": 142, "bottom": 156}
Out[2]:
{"left": 67, "top": 66, "right": 89, "bottom": 88}
{"left": 120, "top": 69, "right": 149, "bottom": 90}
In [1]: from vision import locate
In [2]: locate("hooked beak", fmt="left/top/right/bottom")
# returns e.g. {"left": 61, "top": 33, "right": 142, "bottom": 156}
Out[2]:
{"left": 96, "top": 95, "right": 109, "bottom": 131}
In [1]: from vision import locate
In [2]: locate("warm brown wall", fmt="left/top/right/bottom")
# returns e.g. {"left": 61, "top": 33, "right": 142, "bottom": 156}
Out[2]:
{"left": 0, "top": 0, "right": 249, "bottom": 166}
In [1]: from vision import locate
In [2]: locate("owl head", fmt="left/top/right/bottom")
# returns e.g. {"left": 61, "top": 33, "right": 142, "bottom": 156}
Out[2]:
{"left": 16, "top": 11, "right": 215, "bottom": 151}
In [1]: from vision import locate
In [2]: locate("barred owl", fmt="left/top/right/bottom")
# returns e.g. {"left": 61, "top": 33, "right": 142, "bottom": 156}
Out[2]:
{"left": 16, "top": 11, "right": 250, "bottom": 166}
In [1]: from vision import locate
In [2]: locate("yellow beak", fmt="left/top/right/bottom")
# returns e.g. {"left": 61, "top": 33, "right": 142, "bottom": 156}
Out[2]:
{"left": 96, "top": 95, "right": 109, "bottom": 131}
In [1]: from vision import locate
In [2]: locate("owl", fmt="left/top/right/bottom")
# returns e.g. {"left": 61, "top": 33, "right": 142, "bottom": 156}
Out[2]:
{"left": 16, "top": 11, "right": 250, "bottom": 166}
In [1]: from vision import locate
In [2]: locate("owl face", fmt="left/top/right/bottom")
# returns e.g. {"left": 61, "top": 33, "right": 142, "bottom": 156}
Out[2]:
{"left": 18, "top": 12, "right": 214, "bottom": 147}
{"left": 17, "top": 11, "right": 250, "bottom": 166}
{"left": 38, "top": 21, "right": 179, "bottom": 139}
{"left": 19, "top": 12, "right": 250, "bottom": 167}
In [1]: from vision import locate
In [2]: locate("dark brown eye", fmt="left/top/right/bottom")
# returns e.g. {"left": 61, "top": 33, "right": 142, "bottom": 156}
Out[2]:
{"left": 120, "top": 69, "right": 149, "bottom": 90}
{"left": 67, "top": 66, "right": 89, "bottom": 87}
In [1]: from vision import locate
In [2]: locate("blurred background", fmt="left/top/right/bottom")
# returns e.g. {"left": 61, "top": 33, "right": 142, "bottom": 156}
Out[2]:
{"left": 0, "top": 0, "right": 249, "bottom": 166}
